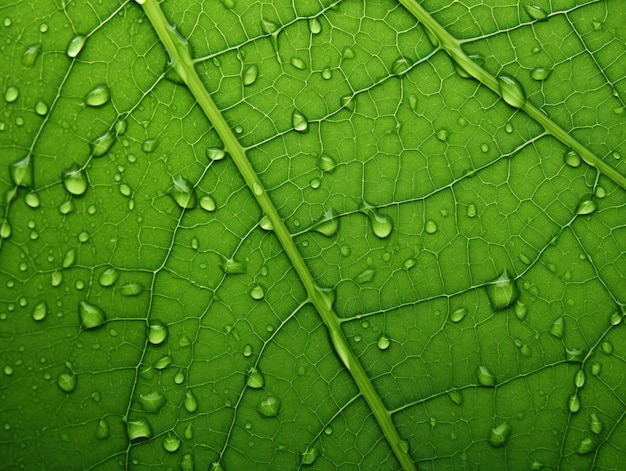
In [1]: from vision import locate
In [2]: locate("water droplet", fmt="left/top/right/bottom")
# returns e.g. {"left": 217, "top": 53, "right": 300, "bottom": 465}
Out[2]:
{"left": 590, "top": 362, "right": 601, "bottom": 376}
{"left": 63, "top": 166, "right": 88, "bottom": 196}
{"left": 450, "top": 307, "right": 467, "bottom": 323}
{"left": 184, "top": 423, "right": 193, "bottom": 440}
{"left": 476, "top": 365, "right": 496, "bottom": 386}
{"left": 138, "top": 390, "right": 167, "bottom": 412}
{"left": 513, "top": 301, "right": 528, "bottom": 321}
{"left": 162, "top": 432, "right": 181, "bottom": 452}
{"left": 497, "top": 74, "right": 527, "bottom": 109}
{"left": 25, "top": 192, "right": 40, "bottom": 208}
{"left": 10, "top": 155, "right": 33, "bottom": 188}
{"left": 257, "top": 214, "right": 274, "bottom": 231}
{"left": 120, "top": 281, "right": 144, "bottom": 296}
{"left": 524, "top": 4, "right": 548, "bottom": 21}
{"left": 549, "top": 316, "right": 564, "bottom": 339}
{"left": 142, "top": 138, "right": 159, "bottom": 154}
{"left": 4, "top": 86, "right": 19, "bottom": 103}
{"left": 425, "top": 220, "right": 438, "bottom": 234}
{"left": 126, "top": 417, "right": 152, "bottom": 442}
{"left": 261, "top": 18, "right": 278, "bottom": 34}
{"left": 436, "top": 129, "right": 448, "bottom": 142}
{"left": 85, "top": 85, "right": 110, "bottom": 107}
{"left": 321, "top": 67, "right": 332, "bottom": 80}
{"left": 154, "top": 355, "right": 172, "bottom": 370}
{"left": 531, "top": 67, "right": 551, "bottom": 81}
{"left": 563, "top": 149, "right": 582, "bottom": 168}
{"left": 242, "top": 64, "right": 258, "bottom": 86}
{"left": 408, "top": 93, "right": 418, "bottom": 111}
{"left": 590, "top": 413, "right": 603, "bottom": 435}
{"left": 609, "top": 311, "right": 622, "bottom": 326}
{"left": 21, "top": 44, "right": 41, "bottom": 68}
{"left": 355, "top": 269, "right": 375, "bottom": 284}
{"left": 377, "top": 335, "right": 391, "bottom": 350}
{"left": 342, "top": 46, "right": 355, "bottom": 59}
{"left": 221, "top": 257, "right": 246, "bottom": 275}
{"left": 466, "top": 204, "right": 477, "bottom": 218}
{"left": 184, "top": 389, "right": 198, "bottom": 413}
{"left": 340, "top": 95, "right": 354, "bottom": 111}
{"left": 566, "top": 347, "right": 585, "bottom": 362}
{"left": 575, "top": 369, "right": 585, "bottom": 388}
{"left": 0, "top": 219, "right": 11, "bottom": 239}
{"left": 568, "top": 393, "right": 581, "bottom": 413}
{"left": 32, "top": 100, "right": 49, "bottom": 117}
{"left": 319, "top": 154, "right": 337, "bottom": 173}
{"left": 247, "top": 367, "right": 264, "bottom": 388}
{"left": 62, "top": 248, "right": 76, "bottom": 268}
{"left": 486, "top": 269, "right": 520, "bottom": 311}
{"left": 308, "top": 17, "right": 322, "bottom": 35}
{"left": 361, "top": 203, "right": 393, "bottom": 239}
{"left": 170, "top": 176, "right": 197, "bottom": 209}
{"left": 312, "top": 209, "right": 339, "bottom": 237}
{"left": 32, "top": 302, "right": 47, "bottom": 321}
{"left": 392, "top": 56, "right": 411, "bottom": 75}
{"left": 292, "top": 110, "right": 308, "bottom": 132}
{"left": 576, "top": 199, "right": 596, "bottom": 215}
{"left": 90, "top": 131, "right": 115, "bottom": 157}
{"left": 57, "top": 371, "right": 77, "bottom": 393}
{"left": 66, "top": 35, "right": 86, "bottom": 58}
{"left": 600, "top": 340, "right": 613, "bottom": 354}
{"left": 51, "top": 271, "right": 63, "bottom": 287}
{"left": 257, "top": 395, "right": 281, "bottom": 417}
{"left": 174, "top": 369, "right": 185, "bottom": 384}
{"left": 148, "top": 321, "right": 168, "bottom": 345}
{"left": 448, "top": 390, "right": 463, "bottom": 405}
{"left": 291, "top": 57, "right": 306, "bottom": 70}
{"left": 249, "top": 285, "right": 265, "bottom": 300}
{"left": 252, "top": 181, "right": 263, "bottom": 196}
{"left": 242, "top": 344, "right": 253, "bottom": 357}
{"left": 79, "top": 300, "right": 106, "bottom": 329}
{"left": 488, "top": 422, "right": 511, "bottom": 447}
{"left": 95, "top": 418, "right": 110, "bottom": 439}
{"left": 301, "top": 445, "right": 319, "bottom": 465}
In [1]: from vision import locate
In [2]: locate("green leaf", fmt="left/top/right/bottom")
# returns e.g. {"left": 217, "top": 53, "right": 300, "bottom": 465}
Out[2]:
{"left": 1, "top": 0, "right": 624, "bottom": 470}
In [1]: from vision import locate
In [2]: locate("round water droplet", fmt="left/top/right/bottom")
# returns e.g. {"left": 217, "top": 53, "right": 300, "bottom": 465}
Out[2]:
{"left": 590, "top": 413, "right": 603, "bottom": 435}
{"left": 252, "top": 181, "right": 263, "bottom": 196}
{"left": 261, "top": 18, "right": 279, "bottom": 34}
{"left": 450, "top": 307, "right": 467, "bottom": 323}
{"left": 424, "top": 220, "right": 438, "bottom": 234}
{"left": 476, "top": 365, "right": 496, "bottom": 386}
{"left": 488, "top": 422, "right": 511, "bottom": 447}
{"left": 531, "top": 67, "right": 551, "bottom": 81}
{"left": 321, "top": 67, "right": 332, "bottom": 80}
{"left": 121, "top": 281, "right": 144, "bottom": 296}
{"left": 549, "top": 316, "right": 564, "bottom": 339}
{"left": 25, "top": 192, "right": 40, "bottom": 208}
{"left": 564, "top": 150, "right": 581, "bottom": 168}
{"left": 486, "top": 269, "right": 520, "bottom": 311}
{"left": 292, "top": 110, "right": 308, "bottom": 132}
{"left": 243, "top": 64, "right": 258, "bottom": 86}
{"left": 34, "top": 100, "right": 48, "bottom": 116}
{"left": 243, "top": 344, "right": 253, "bottom": 357}
{"left": 66, "top": 35, "right": 86, "bottom": 58}
{"left": 436, "top": 129, "right": 448, "bottom": 142}
{"left": 10, "top": 155, "right": 33, "bottom": 188}
{"left": 377, "top": 335, "right": 391, "bottom": 350}
{"left": 259, "top": 214, "right": 273, "bottom": 230}
{"left": 498, "top": 74, "right": 527, "bottom": 109}
{"left": 342, "top": 46, "right": 354, "bottom": 59}
{"left": 609, "top": 311, "right": 622, "bottom": 326}
{"left": 148, "top": 321, "right": 168, "bottom": 345}
{"left": 170, "top": 176, "right": 197, "bottom": 209}
{"left": 370, "top": 211, "right": 393, "bottom": 239}
{"left": 247, "top": 367, "right": 264, "bottom": 388}
{"left": 95, "top": 418, "right": 110, "bottom": 440}
{"left": 85, "top": 85, "right": 110, "bottom": 107}
{"left": 79, "top": 300, "right": 106, "bottom": 329}
{"left": 199, "top": 195, "right": 216, "bottom": 212}
{"left": 249, "top": 285, "right": 265, "bottom": 300}
{"left": 257, "top": 395, "right": 281, "bottom": 417}
{"left": 138, "top": 390, "right": 167, "bottom": 412}
{"left": 319, "top": 154, "right": 337, "bottom": 172}
{"left": 63, "top": 167, "right": 88, "bottom": 196}
{"left": 480, "top": 143, "right": 489, "bottom": 153}
{"left": 504, "top": 122, "right": 514, "bottom": 133}
{"left": 524, "top": 4, "right": 548, "bottom": 21}
{"left": 162, "top": 432, "right": 181, "bottom": 452}
{"left": 126, "top": 417, "right": 153, "bottom": 442}
{"left": 4, "top": 86, "right": 19, "bottom": 103}
{"left": 57, "top": 372, "right": 76, "bottom": 393}
{"left": 32, "top": 301, "right": 47, "bottom": 321}
{"left": 184, "top": 389, "right": 198, "bottom": 413}
{"left": 313, "top": 209, "right": 339, "bottom": 237}
{"left": 308, "top": 17, "right": 322, "bottom": 35}
{"left": 600, "top": 340, "right": 613, "bottom": 354}
{"left": 576, "top": 199, "right": 596, "bottom": 215}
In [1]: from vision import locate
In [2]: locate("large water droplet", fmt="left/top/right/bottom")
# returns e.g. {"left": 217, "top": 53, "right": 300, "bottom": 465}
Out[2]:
{"left": 138, "top": 390, "right": 167, "bottom": 412}
{"left": 126, "top": 417, "right": 153, "bottom": 442}
{"left": 222, "top": 257, "right": 246, "bottom": 275}
{"left": 498, "top": 74, "right": 527, "bottom": 109}
{"left": 514, "top": 301, "right": 527, "bottom": 320}
{"left": 575, "top": 199, "right": 596, "bottom": 215}
{"left": 170, "top": 176, "right": 197, "bottom": 209}
{"left": 95, "top": 418, "right": 110, "bottom": 440}
{"left": 257, "top": 395, "right": 281, "bottom": 417}
{"left": 4, "top": 86, "right": 19, "bottom": 103}
{"left": 450, "top": 307, "right": 467, "bottom": 323}
{"left": 549, "top": 316, "right": 564, "bottom": 338}
{"left": 574, "top": 369, "right": 585, "bottom": 388}
{"left": 312, "top": 209, "right": 339, "bottom": 237}
{"left": 292, "top": 110, "right": 309, "bottom": 132}
{"left": 568, "top": 393, "right": 581, "bottom": 413}
{"left": 301, "top": 445, "right": 320, "bottom": 465}
{"left": 524, "top": 4, "right": 548, "bottom": 20}
{"left": 243, "top": 64, "right": 258, "bottom": 86}
{"left": 377, "top": 335, "right": 391, "bottom": 350}
{"left": 57, "top": 371, "right": 77, "bottom": 393}
{"left": 91, "top": 131, "right": 115, "bottom": 157}
{"left": 308, "top": 17, "right": 322, "bottom": 35}
{"left": 22, "top": 43, "right": 41, "bottom": 67}
{"left": 247, "top": 367, "right": 264, "bottom": 388}
{"left": 259, "top": 214, "right": 273, "bottom": 230}
{"left": 476, "top": 365, "right": 496, "bottom": 386}
{"left": 148, "top": 321, "right": 168, "bottom": 345}
{"left": 319, "top": 154, "right": 337, "bottom": 172}
{"left": 488, "top": 422, "right": 511, "bottom": 447}
{"left": 531, "top": 67, "right": 551, "bottom": 81}
{"left": 184, "top": 389, "right": 198, "bottom": 413}
{"left": 32, "top": 301, "right": 47, "bottom": 321}
{"left": 564, "top": 150, "right": 581, "bottom": 168}
{"left": 62, "top": 248, "right": 76, "bottom": 268}
{"left": 85, "top": 85, "right": 110, "bottom": 107}
{"left": 162, "top": 432, "right": 181, "bottom": 453}
{"left": 63, "top": 167, "right": 88, "bottom": 196}
{"left": 590, "top": 413, "right": 603, "bottom": 435}
{"left": 79, "top": 300, "right": 106, "bottom": 329}
{"left": 66, "top": 35, "right": 86, "bottom": 58}
{"left": 154, "top": 355, "right": 172, "bottom": 370}
{"left": 355, "top": 269, "right": 375, "bottom": 284}
{"left": 249, "top": 285, "right": 265, "bottom": 300}
{"left": 10, "top": 155, "right": 33, "bottom": 188}
{"left": 98, "top": 267, "right": 119, "bottom": 287}
{"left": 370, "top": 211, "right": 393, "bottom": 239}
{"left": 121, "top": 281, "right": 144, "bottom": 296}
{"left": 486, "top": 269, "right": 520, "bottom": 311}
{"left": 35, "top": 100, "right": 48, "bottom": 116}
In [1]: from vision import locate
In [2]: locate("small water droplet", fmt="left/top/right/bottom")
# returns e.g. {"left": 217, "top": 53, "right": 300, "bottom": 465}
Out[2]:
{"left": 162, "top": 432, "right": 181, "bottom": 453}
{"left": 301, "top": 445, "right": 319, "bottom": 465}
{"left": 174, "top": 369, "right": 185, "bottom": 385}
{"left": 342, "top": 46, "right": 355, "bottom": 59}
{"left": 563, "top": 150, "right": 581, "bottom": 168}
{"left": 33, "top": 100, "right": 49, "bottom": 117}
{"left": 252, "top": 181, "right": 263, "bottom": 196}
{"left": 142, "top": 138, "right": 159, "bottom": 153}
{"left": 590, "top": 413, "right": 603, "bottom": 434}
{"left": 198, "top": 195, "right": 216, "bottom": 212}
{"left": 377, "top": 335, "right": 391, "bottom": 350}
{"left": 549, "top": 316, "right": 564, "bottom": 339}
{"left": 476, "top": 365, "right": 496, "bottom": 386}
{"left": 243, "top": 64, "right": 258, "bottom": 86}
{"left": 574, "top": 369, "right": 585, "bottom": 388}
{"left": 91, "top": 131, "right": 115, "bottom": 157}
{"left": 524, "top": 4, "right": 548, "bottom": 21}
{"left": 242, "top": 344, "right": 253, "bottom": 357}
{"left": 319, "top": 154, "right": 337, "bottom": 172}
{"left": 249, "top": 285, "right": 265, "bottom": 300}
{"left": 258, "top": 214, "right": 273, "bottom": 231}
{"left": 66, "top": 35, "right": 86, "bottom": 58}
{"left": 261, "top": 18, "right": 278, "bottom": 34}
{"left": 221, "top": 257, "right": 246, "bottom": 275}
{"left": 355, "top": 269, "right": 375, "bottom": 284}
{"left": 170, "top": 176, "right": 197, "bottom": 209}
{"left": 436, "top": 129, "right": 449, "bottom": 142}
{"left": 321, "top": 67, "right": 332, "bottom": 80}
{"left": 79, "top": 300, "right": 106, "bottom": 329}
{"left": 184, "top": 389, "right": 198, "bottom": 413}
{"left": 207, "top": 148, "right": 226, "bottom": 161}
{"left": 488, "top": 422, "right": 511, "bottom": 447}
{"left": 183, "top": 423, "right": 193, "bottom": 440}
{"left": 126, "top": 417, "right": 153, "bottom": 442}
{"left": 497, "top": 74, "right": 527, "bottom": 109}
{"left": 424, "top": 220, "right": 438, "bottom": 234}
{"left": 10, "top": 155, "right": 33, "bottom": 188}
{"left": 4, "top": 86, "right": 19, "bottom": 103}
{"left": 600, "top": 340, "right": 613, "bottom": 354}
{"left": 63, "top": 166, "right": 88, "bottom": 196}
{"left": 247, "top": 367, "right": 264, "bottom": 388}
{"left": 424, "top": 28, "right": 439, "bottom": 48}
{"left": 514, "top": 301, "right": 527, "bottom": 320}
{"left": 51, "top": 271, "right": 63, "bottom": 287}
{"left": 0, "top": 219, "right": 11, "bottom": 239}
{"left": 480, "top": 143, "right": 490, "bottom": 153}
{"left": 576, "top": 199, "right": 596, "bottom": 215}
{"left": 292, "top": 110, "right": 309, "bottom": 132}
{"left": 568, "top": 393, "right": 581, "bottom": 413}
{"left": 25, "top": 192, "right": 40, "bottom": 208}
{"left": 95, "top": 418, "right": 110, "bottom": 440}
{"left": 32, "top": 301, "right": 47, "bottom": 321}
{"left": 531, "top": 67, "right": 551, "bottom": 81}
{"left": 148, "top": 321, "right": 168, "bottom": 345}
{"left": 154, "top": 355, "right": 172, "bottom": 369}
{"left": 57, "top": 371, "right": 77, "bottom": 393}
{"left": 392, "top": 56, "right": 411, "bottom": 75}
{"left": 138, "top": 390, "right": 167, "bottom": 412}
{"left": 361, "top": 203, "right": 393, "bottom": 239}
{"left": 120, "top": 281, "right": 144, "bottom": 296}
{"left": 450, "top": 307, "right": 467, "bottom": 323}
{"left": 290, "top": 57, "right": 306, "bottom": 70}
{"left": 257, "top": 395, "right": 281, "bottom": 417}
{"left": 85, "top": 85, "right": 110, "bottom": 107}
{"left": 22, "top": 43, "right": 41, "bottom": 67}
{"left": 308, "top": 17, "right": 322, "bottom": 35}
{"left": 312, "top": 209, "right": 339, "bottom": 237}
{"left": 595, "top": 186, "right": 606, "bottom": 199}
{"left": 575, "top": 436, "right": 595, "bottom": 454}
{"left": 486, "top": 269, "right": 520, "bottom": 311}
{"left": 609, "top": 311, "right": 622, "bottom": 326}
{"left": 448, "top": 390, "right": 463, "bottom": 405}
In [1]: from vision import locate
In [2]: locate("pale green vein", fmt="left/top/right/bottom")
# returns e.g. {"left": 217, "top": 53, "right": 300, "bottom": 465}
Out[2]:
{"left": 134, "top": 1, "right": 416, "bottom": 469}
{"left": 398, "top": 0, "right": 626, "bottom": 190}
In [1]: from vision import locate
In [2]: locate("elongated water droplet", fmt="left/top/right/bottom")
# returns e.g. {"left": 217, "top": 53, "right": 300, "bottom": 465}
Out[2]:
{"left": 170, "top": 176, "right": 197, "bottom": 209}
{"left": 261, "top": 18, "right": 278, "bottom": 34}
{"left": 199, "top": 195, "right": 216, "bottom": 212}
{"left": 57, "top": 372, "right": 76, "bottom": 392}
{"left": 448, "top": 390, "right": 463, "bottom": 405}
{"left": 0, "top": 219, "right": 11, "bottom": 239}
{"left": 486, "top": 269, "right": 520, "bottom": 311}
{"left": 301, "top": 445, "right": 319, "bottom": 465}
{"left": 377, "top": 335, "right": 391, "bottom": 350}
{"left": 476, "top": 365, "right": 496, "bottom": 386}
{"left": 257, "top": 395, "right": 281, "bottom": 417}
{"left": 355, "top": 269, "right": 375, "bottom": 284}
{"left": 531, "top": 67, "right": 551, "bottom": 81}
{"left": 243, "top": 64, "right": 258, "bottom": 86}
{"left": 32, "top": 301, "right": 47, "bottom": 321}
{"left": 292, "top": 110, "right": 308, "bottom": 132}
{"left": 488, "top": 422, "right": 511, "bottom": 447}
{"left": 22, "top": 43, "right": 41, "bottom": 67}
{"left": 10, "top": 155, "right": 33, "bottom": 188}
{"left": 308, "top": 17, "right": 322, "bottom": 35}
{"left": 162, "top": 432, "right": 180, "bottom": 452}
{"left": 62, "top": 248, "right": 76, "bottom": 268}
{"left": 63, "top": 167, "right": 88, "bottom": 196}
{"left": 370, "top": 211, "right": 393, "bottom": 239}
{"left": 126, "top": 417, "right": 152, "bottom": 442}
{"left": 590, "top": 413, "right": 603, "bottom": 435}
{"left": 568, "top": 393, "right": 581, "bottom": 413}
{"left": 524, "top": 4, "right": 548, "bottom": 21}
{"left": 222, "top": 257, "right": 246, "bottom": 275}
{"left": 319, "top": 154, "right": 337, "bottom": 172}
{"left": 138, "top": 390, "right": 167, "bottom": 412}
{"left": 450, "top": 307, "right": 467, "bottom": 323}
{"left": 85, "top": 85, "right": 110, "bottom": 107}
{"left": 66, "top": 35, "right": 86, "bottom": 58}
{"left": 574, "top": 369, "right": 585, "bottom": 388}
{"left": 576, "top": 199, "right": 596, "bottom": 215}
{"left": 95, "top": 418, "right": 110, "bottom": 440}
{"left": 91, "top": 131, "right": 115, "bottom": 157}
{"left": 312, "top": 209, "right": 339, "bottom": 237}
{"left": 184, "top": 389, "right": 198, "bottom": 413}
{"left": 609, "top": 311, "right": 623, "bottom": 326}
{"left": 142, "top": 138, "right": 159, "bottom": 153}
{"left": 514, "top": 301, "right": 527, "bottom": 320}
{"left": 4, "top": 86, "right": 19, "bottom": 103}
{"left": 549, "top": 316, "right": 564, "bottom": 338}
{"left": 291, "top": 57, "right": 306, "bottom": 70}
{"left": 247, "top": 367, "right": 264, "bottom": 388}
{"left": 79, "top": 300, "right": 106, "bottom": 329}
{"left": 51, "top": 271, "right": 63, "bottom": 286}
{"left": 392, "top": 56, "right": 411, "bottom": 75}
{"left": 498, "top": 74, "right": 527, "bottom": 109}
{"left": 148, "top": 321, "right": 168, "bottom": 345}
{"left": 120, "top": 281, "right": 143, "bottom": 296}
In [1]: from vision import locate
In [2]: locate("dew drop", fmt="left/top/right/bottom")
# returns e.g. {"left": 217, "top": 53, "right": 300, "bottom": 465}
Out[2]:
{"left": 595, "top": 186, "right": 606, "bottom": 199}
{"left": 466, "top": 204, "right": 477, "bottom": 218}
{"left": 199, "top": 195, "right": 216, "bottom": 212}
{"left": 221, "top": 257, "right": 246, "bottom": 275}
{"left": 20, "top": 43, "right": 41, "bottom": 68}
{"left": 609, "top": 311, "right": 622, "bottom": 326}
{"left": 321, "top": 67, "right": 332, "bottom": 80}
{"left": 252, "top": 181, "right": 263, "bottom": 196}
{"left": 342, "top": 46, "right": 355, "bottom": 59}
{"left": 497, "top": 74, "right": 526, "bottom": 109}
{"left": 340, "top": 95, "right": 354, "bottom": 111}
{"left": 568, "top": 393, "right": 581, "bottom": 413}
{"left": 4, "top": 86, "right": 19, "bottom": 103}
{"left": 261, "top": 18, "right": 279, "bottom": 34}
{"left": 590, "top": 362, "right": 601, "bottom": 376}
{"left": 292, "top": 110, "right": 309, "bottom": 132}
{"left": 85, "top": 85, "right": 110, "bottom": 107}
{"left": 575, "top": 437, "right": 595, "bottom": 454}
{"left": 174, "top": 369, "right": 185, "bottom": 385}
{"left": 575, "top": 369, "right": 585, "bottom": 388}
{"left": 184, "top": 389, "right": 198, "bottom": 413}
{"left": 259, "top": 214, "right": 273, "bottom": 231}
{"left": 57, "top": 372, "right": 77, "bottom": 393}
{"left": 308, "top": 17, "right": 322, "bottom": 35}
{"left": 66, "top": 35, "right": 86, "bottom": 58}
{"left": 247, "top": 367, "right": 264, "bottom": 389}
{"left": 575, "top": 199, "right": 596, "bottom": 215}
{"left": 531, "top": 67, "right": 551, "bottom": 81}
{"left": 91, "top": 131, "right": 115, "bottom": 157}
{"left": 62, "top": 248, "right": 76, "bottom": 268}
{"left": 377, "top": 335, "right": 391, "bottom": 350}
{"left": 207, "top": 148, "right": 226, "bottom": 161}
{"left": 184, "top": 423, "right": 193, "bottom": 439}
{"left": 488, "top": 422, "right": 511, "bottom": 447}
{"left": 153, "top": 355, "right": 172, "bottom": 370}
{"left": 408, "top": 93, "right": 418, "bottom": 111}
{"left": 138, "top": 390, "right": 167, "bottom": 412}
{"left": 126, "top": 417, "right": 153, "bottom": 442}
{"left": 162, "top": 432, "right": 181, "bottom": 453}
{"left": 257, "top": 395, "right": 281, "bottom": 417}
{"left": 450, "top": 307, "right": 467, "bottom": 323}
{"left": 476, "top": 365, "right": 496, "bottom": 386}
{"left": 249, "top": 285, "right": 265, "bottom": 300}
{"left": 319, "top": 154, "right": 337, "bottom": 172}
{"left": 142, "top": 138, "right": 159, "bottom": 153}
{"left": 79, "top": 300, "right": 106, "bottom": 329}
{"left": 301, "top": 445, "right": 319, "bottom": 465}
{"left": 514, "top": 300, "right": 527, "bottom": 320}
{"left": 590, "top": 413, "right": 603, "bottom": 435}
{"left": 392, "top": 56, "right": 411, "bottom": 75}
{"left": 312, "top": 209, "right": 339, "bottom": 237}
{"left": 600, "top": 340, "right": 613, "bottom": 354}
{"left": 291, "top": 57, "right": 306, "bottom": 70}
{"left": 10, "top": 155, "right": 33, "bottom": 188}
{"left": 148, "top": 321, "right": 168, "bottom": 345}
{"left": 486, "top": 269, "right": 520, "bottom": 311}
{"left": 121, "top": 281, "right": 144, "bottom": 296}
{"left": 34, "top": 100, "right": 48, "bottom": 116}
{"left": 448, "top": 390, "right": 463, "bottom": 405}
{"left": 25, "top": 192, "right": 40, "bottom": 208}
{"left": 170, "top": 176, "right": 197, "bottom": 209}
{"left": 355, "top": 269, "right": 375, "bottom": 284}
{"left": 32, "top": 301, "right": 47, "bottom": 321}
{"left": 0, "top": 219, "right": 11, "bottom": 239}
{"left": 51, "top": 271, "right": 63, "bottom": 287}
{"left": 424, "top": 220, "right": 438, "bottom": 234}
{"left": 95, "top": 418, "right": 110, "bottom": 440}
{"left": 480, "top": 143, "right": 489, "bottom": 153}
{"left": 242, "top": 344, "right": 253, "bottom": 357}
{"left": 549, "top": 316, "right": 564, "bottom": 339}
{"left": 564, "top": 150, "right": 581, "bottom": 168}
{"left": 362, "top": 204, "right": 393, "bottom": 239}
{"left": 243, "top": 64, "right": 258, "bottom": 86}
{"left": 63, "top": 167, "right": 88, "bottom": 196}
{"left": 524, "top": 4, "right": 548, "bottom": 21}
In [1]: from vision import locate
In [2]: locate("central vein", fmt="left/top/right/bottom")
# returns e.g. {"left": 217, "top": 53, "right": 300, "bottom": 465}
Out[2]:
{"left": 135, "top": 1, "right": 417, "bottom": 470}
